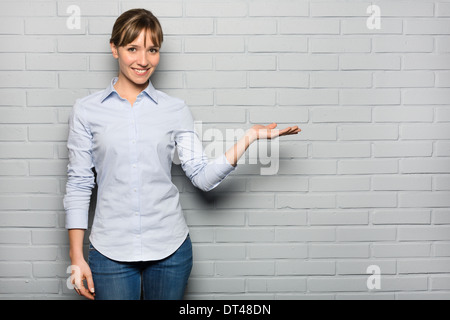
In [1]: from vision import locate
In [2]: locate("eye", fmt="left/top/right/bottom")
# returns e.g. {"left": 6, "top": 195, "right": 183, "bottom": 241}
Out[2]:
{"left": 149, "top": 48, "right": 159, "bottom": 53}
{"left": 127, "top": 47, "right": 137, "bottom": 52}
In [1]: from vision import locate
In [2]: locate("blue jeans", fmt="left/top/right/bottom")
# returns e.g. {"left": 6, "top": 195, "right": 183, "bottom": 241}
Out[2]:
{"left": 88, "top": 235, "right": 192, "bottom": 300}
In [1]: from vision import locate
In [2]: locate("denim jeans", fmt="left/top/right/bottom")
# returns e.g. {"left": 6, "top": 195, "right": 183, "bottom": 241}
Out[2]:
{"left": 88, "top": 235, "right": 192, "bottom": 300}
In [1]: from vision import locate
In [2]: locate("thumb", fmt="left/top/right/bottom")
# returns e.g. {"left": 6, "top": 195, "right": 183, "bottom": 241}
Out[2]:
{"left": 267, "top": 123, "right": 277, "bottom": 129}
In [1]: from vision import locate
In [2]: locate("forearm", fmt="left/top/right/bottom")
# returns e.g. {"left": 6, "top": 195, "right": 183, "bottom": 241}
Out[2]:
{"left": 225, "top": 129, "right": 257, "bottom": 167}
{"left": 68, "top": 229, "right": 85, "bottom": 261}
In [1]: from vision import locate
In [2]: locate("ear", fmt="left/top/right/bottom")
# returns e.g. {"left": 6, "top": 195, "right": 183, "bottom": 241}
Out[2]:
{"left": 110, "top": 42, "right": 119, "bottom": 59}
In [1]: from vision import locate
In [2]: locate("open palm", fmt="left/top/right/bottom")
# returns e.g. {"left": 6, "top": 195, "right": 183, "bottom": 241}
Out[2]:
{"left": 250, "top": 122, "right": 301, "bottom": 140}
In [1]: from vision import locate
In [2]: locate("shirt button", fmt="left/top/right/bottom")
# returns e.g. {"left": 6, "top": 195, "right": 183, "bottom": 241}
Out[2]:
{"left": 133, "top": 188, "right": 137, "bottom": 192}
{"left": 132, "top": 164, "right": 137, "bottom": 168}
{"left": 135, "top": 211, "right": 139, "bottom": 216}
{"left": 131, "top": 140, "right": 136, "bottom": 144}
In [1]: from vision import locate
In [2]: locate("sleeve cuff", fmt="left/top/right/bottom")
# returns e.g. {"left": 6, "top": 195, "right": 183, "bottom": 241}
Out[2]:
{"left": 65, "top": 209, "right": 89, "bottom": 230}
{"left": 212, "top": 153, "right": 236, "bottom": 179}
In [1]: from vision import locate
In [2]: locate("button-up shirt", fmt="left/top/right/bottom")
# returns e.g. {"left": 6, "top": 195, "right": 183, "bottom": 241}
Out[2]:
{"left": 64, "top": 78, "right": 235, "bottom": 262}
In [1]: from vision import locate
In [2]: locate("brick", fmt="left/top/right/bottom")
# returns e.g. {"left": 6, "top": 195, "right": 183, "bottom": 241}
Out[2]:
{"left": 311, "top": 38, "right": 371, "bottom": 53}
{"left": 0, "top": 1, "right": 56, "bottom": 16}
{"left": 398, "top": 259, "right": 450, "bottom": 273}
{"left": 248, "top": 36, "right": 308, "bottom": 53}
{"left": 25, "top": 18, "right": 86, "bottom": 35}
{"left": 310, "top": 176, "right": 371, "bottom": 191}
{"left": 121, "top": 1, "right": 183, "bottom": 17}
{"left": 312, "top": 142, "right": 370, "bottom": 158}
{"left": 186, "top": 71, "right": 246, "bottom": 89}
{"left": 340, "top": 89, "right": 401, "bottom": 105}
{"left": 275, "top": 227, "right": 335, "bottom": 242}
{"left": 26, "top": 54, "right": 87, "bottom": 70}
{"left": 338, "top": 125, "right": 399, "bottom": 140}
{"left": 340, "top": 55, "right": 401, "bottom": 70}
{"left": 372, "top": 175, "right": 432, "bottom": 191}
{"left": 404, "top": 54, "right": 450, "bottom": 70}
{"left": 405, "top": 19, "right": 450, "bottom": 35}
{"left": 187, "top": 1, "right": 247, "bottom": 17}
{"left": 277, "top": 260, "right": 334, "bottom": 276}
{"left": 160, "top": 18, "right": 214, "bottom": 35}
{"left": 249, "top": 0, "right": 308, "bottom": 17}
{"left": 337, "top": 192, "right": 397, "bottom": 208}
{"left": 0, "top": 126, "right": 27, "bottom": 141}
{"left": 401, "top": 124, "right": 450, "bottom": 139}
{"left": 373, "top": 36, "right": 434, "bottom": 53}
{"left": 309, "top": 210, "right": 369, "bottom": 225}
{"left": 374, "top": 72, "right": 434, "bottom": 88}
{"left": 0, "top": 143, "right": 54, "bottom": 159}
{"left": 400, "top": 158, "right": 450, "bottom": 174}
{"left": 311, "top": 71, "right": 372, "bottom": 88}
{"left": 309, "top": 244, "right": 370, "bottom": 258}
{"left": 278, "top": 89, "right": 339, "bottom": 106}
{"left": 216, "top": 89, "right": 276, "bottom": 106}
{"left": 0, "top": 71, "right": 56, "bottom": 88}
{"left": 310, "top": 2, "right": 370, "bottom": 17}
{"left": 217, "top": 19, "right": 277, "bottom": 35}
{"left": 342, "top": 19, "right": 403, "bottom": 35}
{"left": 216, "top": 55, "right": 276, "bottom": 71}
{"left": 311, "top": 107, "right": 371, "bottom": 123}
{"left": 338, "top": 160, "right": 398, "bottom": 174}
{"left": 279, "top": 54, "right": 338, "bottom": 71}
{"left": 185, "top": 37, "right": 245, "bottom": 53}
{"left": 248, "top": 211, "right": 307, "bottom": 226}
{"left": 277, "top": 194, "right": 336, "bottom": 209}
{"left": 215, "top": 227, "right": 274, "bottom": 242}
{"left": 382, "top": 147, "right": 420, "bottom": 166}
{"left": 249, "top": 107, "right": 308, "bottom": 124}
{"left": 373, "top": 107, "right": 434, "bottom": 122}
{"left": 399, "top": 192, "right": 450, "bottom": 208}
{"left": 403, "top": 88, "right": 450, "bottom": 105}
{"left": 280, "top": 19, "right": 340, "bottom": 35}
{"left": 336, "top": 227, "right": 397, "bottom": 242}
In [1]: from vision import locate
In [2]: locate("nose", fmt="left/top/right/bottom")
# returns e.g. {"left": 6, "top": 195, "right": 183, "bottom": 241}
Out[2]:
{"left": 137, "top": 51, "right": 149, "bottom": 68}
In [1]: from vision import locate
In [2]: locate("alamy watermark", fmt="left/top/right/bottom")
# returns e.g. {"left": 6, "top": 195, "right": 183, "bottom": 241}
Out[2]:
{"left": 366, "top": 5, "right": 381, "bottom": 30}
{"left": 366, "top": 265, "right": 382, "bottom": 290}
{"left": 66, "top": 5, "right": 81, "bottom": 30}
{"left": 172, "top": 122, "right": 280, "bottom": 176}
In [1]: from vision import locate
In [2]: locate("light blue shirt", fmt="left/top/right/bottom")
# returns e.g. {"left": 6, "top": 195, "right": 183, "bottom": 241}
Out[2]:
{"left": 64, "top": 78, "right": 236, "bottom": 262}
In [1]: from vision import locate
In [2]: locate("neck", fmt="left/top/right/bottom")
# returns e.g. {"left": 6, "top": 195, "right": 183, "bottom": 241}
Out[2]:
{"left": 114, "top": 75, "right": 148, "bottom": 106}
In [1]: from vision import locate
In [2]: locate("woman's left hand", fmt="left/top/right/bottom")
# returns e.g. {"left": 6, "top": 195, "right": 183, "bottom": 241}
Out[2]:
{"left": 249, "top": 123, "right": 301, "bottom": 141}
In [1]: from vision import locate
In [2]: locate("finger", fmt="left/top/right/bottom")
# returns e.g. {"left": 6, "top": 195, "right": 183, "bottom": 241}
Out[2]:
{"left": 86, "top": 274, "right": 95, "bottom": 296}
{"left": 278, "top": 127, "right": 295, "bottom": 136}
{"left": 79, "top": 282, "right": 95, "bottom": 300}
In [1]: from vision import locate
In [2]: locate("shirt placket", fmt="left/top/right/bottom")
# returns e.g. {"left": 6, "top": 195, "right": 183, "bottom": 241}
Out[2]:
{"left": 129, "top": 99, "right": 142, "bottom": 258}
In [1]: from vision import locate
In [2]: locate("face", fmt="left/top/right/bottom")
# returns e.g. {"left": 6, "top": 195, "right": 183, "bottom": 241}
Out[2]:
{"left": 110, "top": 29, "right": 160, "bottom": 88}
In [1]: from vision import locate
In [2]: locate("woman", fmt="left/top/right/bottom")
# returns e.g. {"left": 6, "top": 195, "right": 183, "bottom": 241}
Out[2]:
{"left": 64, "top": 8, "right": 300, "bottom": 300}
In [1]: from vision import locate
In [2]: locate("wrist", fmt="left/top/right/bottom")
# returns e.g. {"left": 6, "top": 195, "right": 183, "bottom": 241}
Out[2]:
{"left": 70, "top": 249, "right": 85, "bottom": 262}
{"left": 245, "top": 128, "right": 258, "bottom": 143}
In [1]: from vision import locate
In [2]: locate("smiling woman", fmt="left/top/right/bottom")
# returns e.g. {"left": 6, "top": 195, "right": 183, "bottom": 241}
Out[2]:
{"left": 64, "top": 8, "right": 300, "bottom": 301}
{"left": 109, "top": 9, "right": 163, "bottom": 106}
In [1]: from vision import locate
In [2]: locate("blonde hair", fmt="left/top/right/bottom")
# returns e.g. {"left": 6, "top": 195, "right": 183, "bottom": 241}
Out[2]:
{"left": 110, "top": 8, "right": 163, "bottom": 48}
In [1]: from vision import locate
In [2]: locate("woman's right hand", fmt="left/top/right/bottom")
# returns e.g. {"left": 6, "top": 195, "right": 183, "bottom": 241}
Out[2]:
{"left": 70, "top": 258, "right": 95, "bottom": 300}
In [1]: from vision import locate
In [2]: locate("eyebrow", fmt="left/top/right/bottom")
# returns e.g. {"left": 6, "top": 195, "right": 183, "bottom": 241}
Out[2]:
{"left": 127, "top": 44, "right": 160, "bottom": 49}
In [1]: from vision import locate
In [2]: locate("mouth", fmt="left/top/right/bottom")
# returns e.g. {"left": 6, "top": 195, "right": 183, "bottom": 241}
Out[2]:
{"left": 131, "top": 68, "right": 151, "bottom": 76}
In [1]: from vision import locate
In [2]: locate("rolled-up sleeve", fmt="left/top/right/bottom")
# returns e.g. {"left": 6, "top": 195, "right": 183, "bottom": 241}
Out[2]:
{"left": 175, "top": 105, "right": 236, "bottom": 192}
{"left": 63, "top": 102, "right": 95, "bottom": 229}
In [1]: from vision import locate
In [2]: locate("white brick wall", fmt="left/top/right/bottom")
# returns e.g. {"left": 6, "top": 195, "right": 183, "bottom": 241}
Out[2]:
{"left": 1, "top": 0, "right": 450, "bottom": 300}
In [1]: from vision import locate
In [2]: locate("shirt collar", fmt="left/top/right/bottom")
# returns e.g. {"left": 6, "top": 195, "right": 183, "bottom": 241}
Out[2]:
{"left": 100, "top": 77, "right": 159, "bottom": 105}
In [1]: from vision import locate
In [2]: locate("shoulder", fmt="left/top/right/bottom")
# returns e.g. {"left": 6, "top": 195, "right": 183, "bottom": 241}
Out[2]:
{"left": 155, "top": 89, "right": 187, "bottom": 111}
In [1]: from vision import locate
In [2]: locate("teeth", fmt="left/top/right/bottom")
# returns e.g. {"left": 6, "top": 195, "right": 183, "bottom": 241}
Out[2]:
{"left": 134, "top": 69, "right": 147, "bottom": 74}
